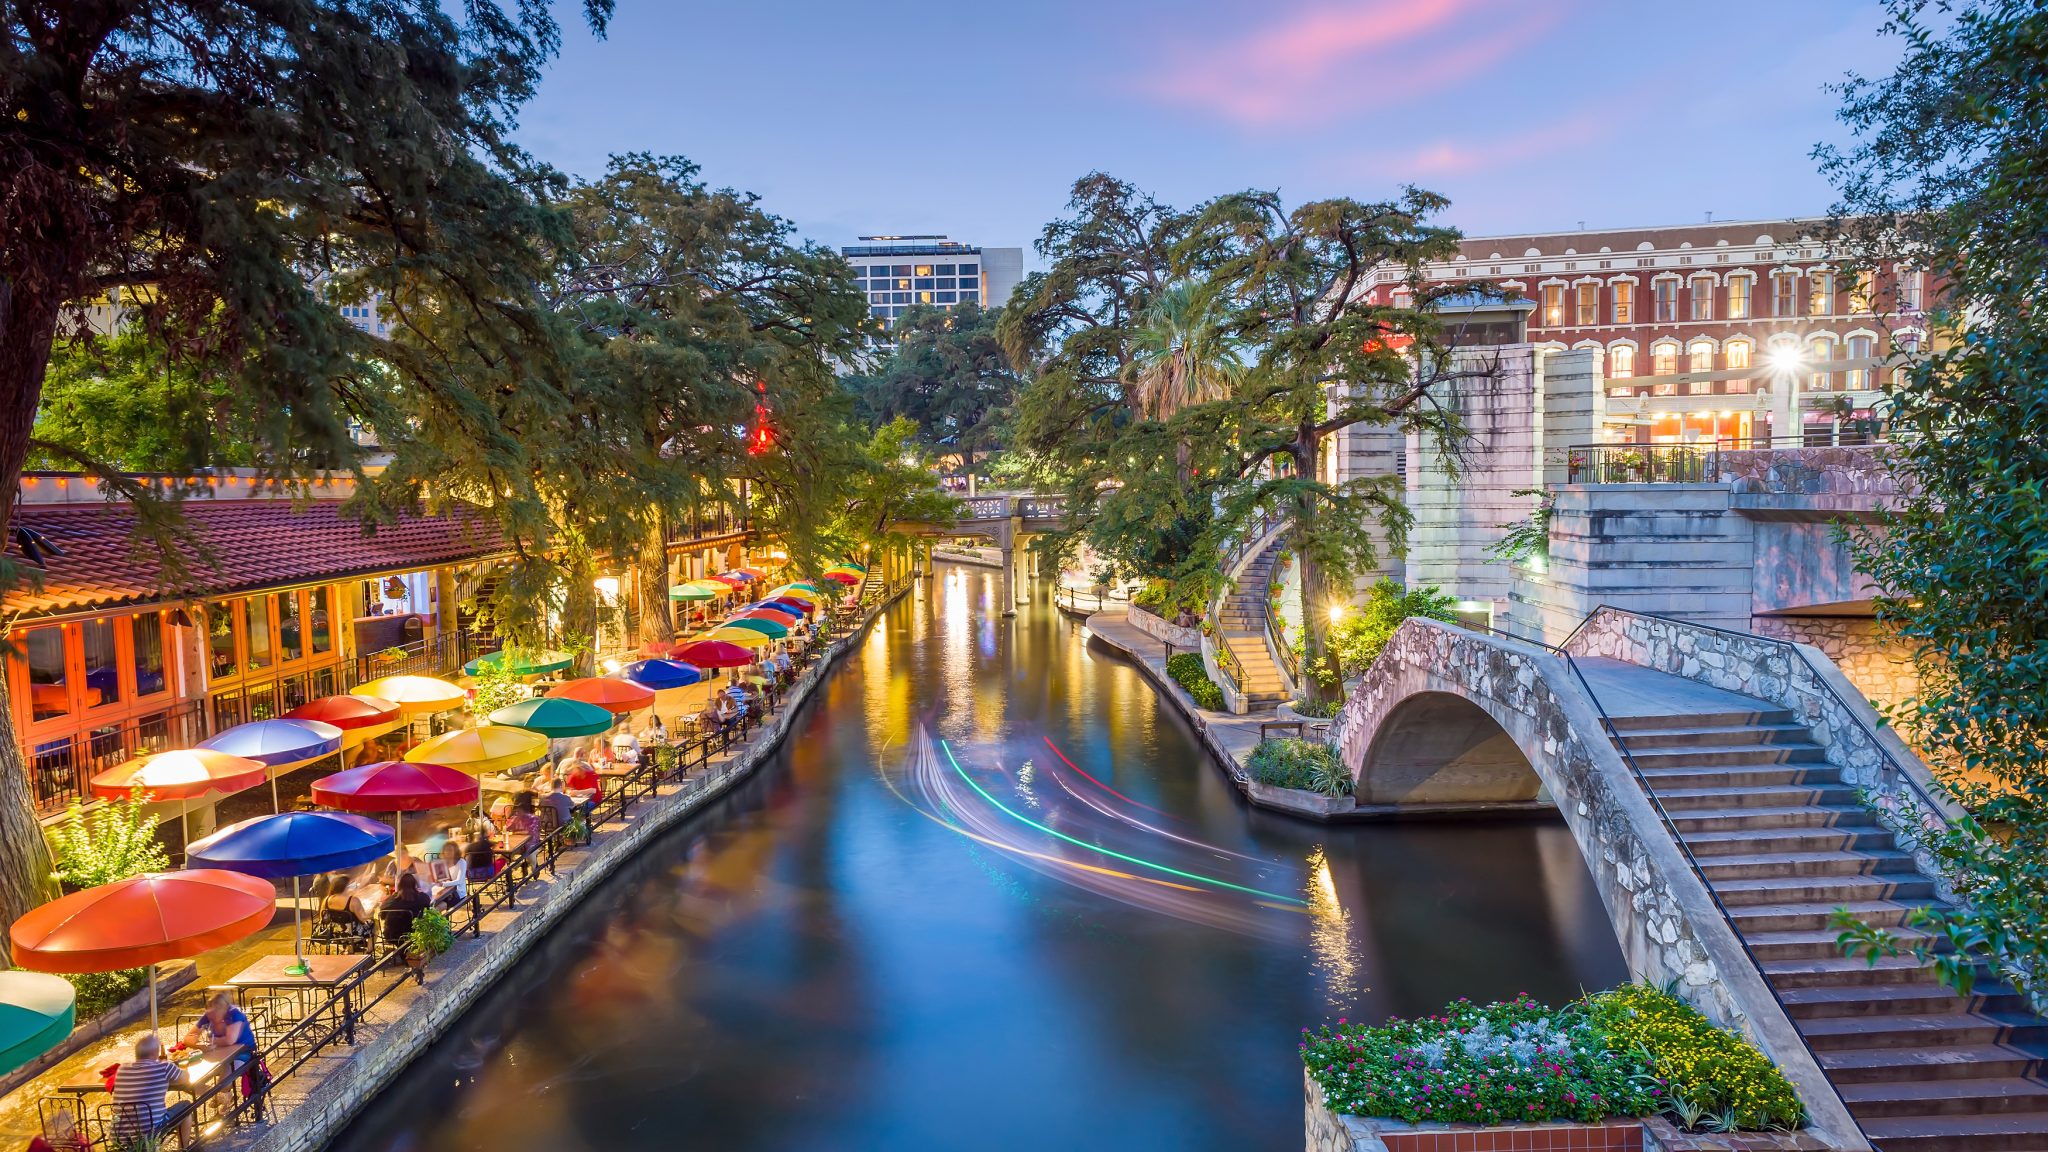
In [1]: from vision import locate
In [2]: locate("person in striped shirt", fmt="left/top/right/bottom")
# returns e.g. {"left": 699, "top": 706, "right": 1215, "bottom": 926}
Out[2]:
{"left": 110, "top": 1034, "right": 195, "bottom": 1146}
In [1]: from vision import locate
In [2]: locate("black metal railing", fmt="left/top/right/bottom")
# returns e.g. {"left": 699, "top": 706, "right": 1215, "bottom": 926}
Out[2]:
{"left": 1565, "top": 444, "right": 1714, "bottom": 485}
{"left": 1264, "top": 592, "right": 1301, "bottom": 691}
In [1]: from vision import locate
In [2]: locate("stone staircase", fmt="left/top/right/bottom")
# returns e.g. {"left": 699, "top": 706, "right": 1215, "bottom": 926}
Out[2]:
{"left": 1594, "top": 668, "right": 2048, "bottom": 1152}
{"left": 1215, "top": 538, "right": 1290, "bottom": 707}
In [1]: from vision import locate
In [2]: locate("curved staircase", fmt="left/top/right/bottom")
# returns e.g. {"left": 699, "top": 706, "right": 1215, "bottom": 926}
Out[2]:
{"left": 1215, "top": 536, "right": 1291, "bottom": 709}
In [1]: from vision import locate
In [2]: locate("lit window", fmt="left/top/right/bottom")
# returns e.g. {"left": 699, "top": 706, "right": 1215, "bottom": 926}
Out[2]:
{"left": 1608, "top": 345, "right": 1635, "bottom": 378}
{"left": 1809, "top": 270, "right": 1834, "bottom": 315}
{"left": 1725, "top": 339, "right": 1751, "bottom": 370}
{"left": 1809, "top": 336, "right": 1834, "bottom": 390}
{"left": 1689, "top": 340, "right": 1715, "bottom": 373}
{"left": 1541, "top": 284, "right": 1563, "bottom": 326}
{"left": 1653, "top": 280, "right": 1677, "bottom": 322}
{"left": 1726, "top": 275, "right": 1751, "bottom": 319}
{"left": 915, "top": 265, "right": 932, "bottom": 276}
{"left": 310, "top": 588, "right": 333, "bottom": 654}
{"left": 82, "top": 619, "right": 120, "bottom": 708}
{"left": 25, "top": 626, "right": 69, "bottom": 722}
{"left": 1653, "top": 343, "right": 1677, "bottom": 375}
{"left": 245, "top": 597, "right": 272, "bottom": 671}
{"left": 1898, "top": 269, "right": 1924, "bottom": 311}
{"left": 1846, "top": 335, "right": 1875, "bottom": 389}
{"left": 1611, "top": 281, "right": 1633, "bottom": 324}
{"left": 133, "top": 612, "right": 167, "bottom": 696}
{"left": 1773, "top": 270, "right": 1799, "bottom": 317}
{"left": 278, "top": 591, "right": 302, "bottom": 662}
{"left": 1848, "top": 270, "right": 1873, "bottom": 313}
{"left": 1575, "top": 283, "right": 1598, "bottom": 326}
{"left": 1690, "top": 275, "right": 1715, "bottom": 321}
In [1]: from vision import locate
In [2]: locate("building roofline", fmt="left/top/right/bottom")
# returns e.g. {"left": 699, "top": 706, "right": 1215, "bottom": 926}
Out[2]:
{"left": 1454, "top": 215, "right": 1839, "bottom": 243}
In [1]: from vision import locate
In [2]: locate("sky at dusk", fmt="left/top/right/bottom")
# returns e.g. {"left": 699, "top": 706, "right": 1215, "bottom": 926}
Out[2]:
{"left": 516, "top": 0, "right": 1904, "bottom": 266}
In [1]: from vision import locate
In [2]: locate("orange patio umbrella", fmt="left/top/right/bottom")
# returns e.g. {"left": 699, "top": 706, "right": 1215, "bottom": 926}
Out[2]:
{"left": 91, "top": 749, "right": 270, "bottom": 856}
{"left": 11, "top": 871, "right": 278, "bottom": 1031}
{"left": 546, "top": 677, "right": 655, "bottom": 716}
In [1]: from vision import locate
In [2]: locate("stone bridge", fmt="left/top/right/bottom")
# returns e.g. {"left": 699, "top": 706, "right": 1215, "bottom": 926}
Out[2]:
{"left": 895, "top": 490, "right": 1071, "bottom": 616}
{"left": 1333, "top": 615, "right": 1890, "bottom": 1149}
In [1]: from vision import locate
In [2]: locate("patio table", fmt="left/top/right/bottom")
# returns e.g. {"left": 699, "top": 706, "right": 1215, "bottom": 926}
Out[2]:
{"left": 225, "top": 954, "right": 369, "bottom": 1044}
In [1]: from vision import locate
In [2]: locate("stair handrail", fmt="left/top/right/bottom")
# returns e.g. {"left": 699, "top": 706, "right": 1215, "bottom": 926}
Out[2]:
{"left": 1205, "top": 506, "right": 1293, "bottom": 705}
{"left": 1472, "top": 620, "right": 1864, "bottom": 1144}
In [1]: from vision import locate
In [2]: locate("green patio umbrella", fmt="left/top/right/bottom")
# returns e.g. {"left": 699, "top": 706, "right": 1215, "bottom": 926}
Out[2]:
{"left": 669, "top": 580, "right": 729, "bottom": 601}
{"left": 773, "top": 582, "right": 825, "bottom": 597}
{"left": 464, "top": 647, "right": 574, "bottom": 678}
{"left": 488, "top": 696, "right": 617, "bottom": 738}
{"left": 0, "top": 971, "right": 74, "bottom": 1075}
{"left": 720, "top": 617, "right": 789, "bottom": 639}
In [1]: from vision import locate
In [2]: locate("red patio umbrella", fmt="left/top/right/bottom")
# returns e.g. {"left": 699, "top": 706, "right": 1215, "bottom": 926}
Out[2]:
{"left": 284, "top": 694, "right": 402, "bottom": 732}
{"left": 546, "top": 677, "right": 656, "bottom": 716}
{"left": 706, "top": 573, "right": 748, "bottom": 587}
{"left": 312, "top": 760, "right": 479, "bottom": 832}
{"left": 671, "top": 639, "right": 757, "bottom": 670}
{"left": 11, "top": 870, "right": 277, "bottom": 1031}
{"left": 821, "top": 570, "right": 861, "bottom": 585}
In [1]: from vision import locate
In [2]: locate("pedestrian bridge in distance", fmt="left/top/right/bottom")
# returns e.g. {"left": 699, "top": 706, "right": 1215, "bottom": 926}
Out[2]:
{"left": 893, "top": 490, "right": 1072, "bottom": 616}
{"left": 1332, "top": 606, "right": 2024, "bottom": 1152}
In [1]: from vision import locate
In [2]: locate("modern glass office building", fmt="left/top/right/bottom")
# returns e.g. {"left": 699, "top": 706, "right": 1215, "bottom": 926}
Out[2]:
{"left": 840, "top": 235, "right": 1023, "bottom": 329}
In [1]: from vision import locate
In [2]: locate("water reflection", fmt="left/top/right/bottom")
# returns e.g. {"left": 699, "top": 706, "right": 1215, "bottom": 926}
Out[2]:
{"left": 344, "top": 566, "right": 1625, "bottom": 1152}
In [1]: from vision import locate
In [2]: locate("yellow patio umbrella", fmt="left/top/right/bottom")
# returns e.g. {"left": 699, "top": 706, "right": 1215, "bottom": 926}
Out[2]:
{"left": 703, "top": 627, "right": 772, "bottom": 649}
{"left": 352, "top": 675, "right": 467, "bottom": 716}
{"left": 404, "top": 726, "right": 549, "bottom": 776}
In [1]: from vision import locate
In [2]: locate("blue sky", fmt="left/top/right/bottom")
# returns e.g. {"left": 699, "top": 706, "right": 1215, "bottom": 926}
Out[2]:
{"left": 516, "top": 0, "right": 1902, "bottom": 266}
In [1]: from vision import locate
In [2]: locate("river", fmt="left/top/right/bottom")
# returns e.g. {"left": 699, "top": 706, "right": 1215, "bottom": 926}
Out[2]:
{"left": 340, "top": 564, "right": 1626, "bottom": 1152}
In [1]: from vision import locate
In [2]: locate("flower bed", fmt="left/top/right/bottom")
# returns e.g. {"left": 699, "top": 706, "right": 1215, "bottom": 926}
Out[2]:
{"left": 1248, "top": 738, "right": 1351, "bottom": 798}
{"left": 1301, "top": 988, "right": 1804, "bottom": 1136}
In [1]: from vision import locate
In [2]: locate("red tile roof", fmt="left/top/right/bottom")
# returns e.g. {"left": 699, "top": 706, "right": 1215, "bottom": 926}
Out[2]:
{"left": 5, "top": 498, "right": 507, "bottom": 618}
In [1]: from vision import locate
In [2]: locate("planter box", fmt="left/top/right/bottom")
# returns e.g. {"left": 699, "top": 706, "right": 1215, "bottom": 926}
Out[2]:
{"left": 1126, "top": 603, "right": 1201, "bottom": 650}
{"left": 1249, "top": 780, "right": 1355, "bottom": 817}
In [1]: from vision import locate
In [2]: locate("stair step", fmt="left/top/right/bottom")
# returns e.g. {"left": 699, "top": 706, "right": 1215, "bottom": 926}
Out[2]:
{"left": 1764, "top": 952, "right": 1946, "bottom": 989}
{"left": 1607, "top": 707, "right": 1797, "bottom": 731}
{"left": 1718, "top": 872, "right": 1940, "bottom": 908}
{"left": 1728, "top": 898, "right": 1938, "bottom": 934}
{"left": 1839, "top": 1076, "right": 2048, "bottom": 1119}
{"left": 1623, "top": 742, "right": 1829, "bottom": 768}
{"left": 1744, "top": 925, "right": 1942, "bottom": 963}
{"left": 1783, "top": 982, "right": 2029, "bottom": 1021}
{"left": 1682, "top": 826, "right": 1898, "bottom": 856}
{"left": 1801, "top": 1012, "right": 2048, "bottom": 1052}
{"left": 1858, "top": 1107, "right": 2048, "bottom": 1151}
{"left": 1642, "top": 764, "right": 1845, "bottom": 790}
{"left": 1610, "top": 722, "right": 1815, "bottom": 749}
{"left": 1696, "top": 848, "right": 1919, "bottom": 881}
{"left": 1650, "top": 782, "right": 1862, "bottom": 810}
{"left": 1668, "top": 804, "right": 1880, "bottom": 833}
{"left": 1817, "top": 1041, "right": 2048, "bottom": 1084}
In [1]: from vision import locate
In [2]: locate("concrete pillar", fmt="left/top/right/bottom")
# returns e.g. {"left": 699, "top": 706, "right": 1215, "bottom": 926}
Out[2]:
{"left": 998, "top": 544, "right": 1016, "bottom": 617}
{"left": 921, "top": 543, "right": 935, "bottom": 578}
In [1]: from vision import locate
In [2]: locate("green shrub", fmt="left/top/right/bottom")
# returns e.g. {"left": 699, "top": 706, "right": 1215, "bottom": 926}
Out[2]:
{"left": 1290, "top": 697, "right": 1342, "bottom": 719}
{"left": 1165, "top": 652, "right": 1225, "bottom": 710}
{"left": 1587, "top": 984, "right": 1804, "bottom": 1131}
{"left": 1328, "top": 579, "right": 1460, "bottom": 682}
{"left": 1247, "top": 738, "right": 1351, "bottom": 797}
{"left": 61, "top": 967, "right": 148, "bottom": 1020}
{"left": 51, "top": 793, "right": 168, "bottom": 890}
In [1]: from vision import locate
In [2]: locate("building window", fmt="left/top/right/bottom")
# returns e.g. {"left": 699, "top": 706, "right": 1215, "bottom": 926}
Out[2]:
{"left": 1653, "top": 280, "right": 1677, "bottom": 322}
{"left": 1810, "top": 336, "right": 1835, "bottom": 390}
{"left": 81, "top": 618, "right": 120, "bottom": 709}
{"left": 1847, "top": 334, "right": 1875, "bottom": 389}
{"left": 244, "top": 597, "right": 271, "bottom": 672}
{"left": 1809, "top": 270, "right": 1834, "bottom": 315}
{"left": 1608, "top": 345, "right": 1635, "bottom": 378}
{"left": 1848, "top": 271, "right": 1874, "bottom": 313}
{"left": 310, "top": 588, "right": 333, "bottom": 655}
{"left": 25, "top": 626, "right": 68, "bottom": 723}
{"left": 1689, "top": 275, "right": 1715, "bottom": 321}
{"left": 1773, "top": 270, "right": 1799, "bottom": 317}
{"left": 1541, "top": 284, "right": 1564, "bottom": 326}
{"left": 1725, "top": 339, "right": 1752, "bottom": 371}
{"left": 133, "top": 612, "right": 167, "bottom": 696}
{"left": 1612, "top": 281, "right": 1633, "bottom": 324}
{"left": 1898, "top": 268, "right": 1924, "bottom": 311}
{"left": 1726, "top": 275, "right": 1752, "bottom": 319}
{"left": 1653, "top": 343, "right": 1677, "bottom": 376}
{"left": 208, "top": 607, "right": 237, "bottom": 680}
{"left": 1575, "top": 283, "right": 1599, "bottom": 326}
{"left": 1688, "top": 340, "right": 1715, "bottom": 374}
{"left": 278, "top": 591, "right": 303, "bottom": 662}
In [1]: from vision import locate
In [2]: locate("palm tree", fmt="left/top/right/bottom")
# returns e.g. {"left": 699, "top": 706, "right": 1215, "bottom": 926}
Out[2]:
{"left": 1128, "top": 281, "right": 1244, "bottom": 421}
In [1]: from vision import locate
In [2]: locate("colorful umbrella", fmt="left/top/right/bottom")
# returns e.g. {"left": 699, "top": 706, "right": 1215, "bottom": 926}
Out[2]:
{"left": 719, "top": 617, "right": 789, "bottom": 639}
{"left": 740, "top": 603, "right": 803, "bottom": 622}
{"left": 188, "top": 811, "right": 395, "bottom": 975}
{"left": 11, "top": 871, "right": 278, "bottom": 1030}
{"left": 462, "top": 648, "right": 574, "bottom": 678}
{"left": 284, "top": 695, "right": 404, "bottom": 748}
{"left": 735, "top": 566, "right": 769, "bottom": 578}
{"left": 91, "top": 748, "right": 270, "bottom": 857}
{"left": 352, "top": 675, "right": 466, "bottom": 716}
{"left": 489, "top": 696, "right": 616, "bottom": 738}
{"left": 760, "top": 597, "right": 815, "bottom": 616}
{"left": 0, "top": 971, "right": 74, "bottom": 1076}
{"left": 703, "top": 627, "right": 772, "bottom": 650}
{"left": 718, "top": 570, "right": 758, "bottom": 583}
{"left": 706, "top": 574, "right": 747, "bottom": 588}
{"left": 546, "top": 678, "right": 655, "bottom": 716}
{"left": 615, "top": 659, "right": 702, "bottom": 690}
{"left": 775, "top": 582, "right": 825, "bottom": 596}
{"left": 836, "top": 560, "right": 868, "bottom": 572}
{"left": 405, "top": 726, "right": 549, "bottom": 776}
{"left": 820, "top": 571, "right": 861, "bottom": 585}
{"left": 312, "top": 761, "right": 479, "bottom": 814}
{"left": 672, "top": 639, "right": 757, "bottom": 670}
{"left": 668, "top": 581, "right": 728, "bottom": 601}
{"left": 200, "top": 718, "right": 345, "bottom": 810}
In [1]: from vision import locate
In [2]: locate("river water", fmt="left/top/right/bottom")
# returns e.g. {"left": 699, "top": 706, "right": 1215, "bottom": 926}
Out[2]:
{"left": 341, "top": 565, "right": 1626, "bottom": 1152}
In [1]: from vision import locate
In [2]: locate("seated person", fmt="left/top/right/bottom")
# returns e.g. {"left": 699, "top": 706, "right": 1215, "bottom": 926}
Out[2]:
{"left": 532, "top": 770, "right": 576, "bottom": 832}
{"left": 611, "top": 731, "right": 641, "bottom": 764}
{"left": 560, "top": 759, "right": 602, "bottom": 814}
{"left": 183, "top": 991, "right": 255, "bottom": 1069}
{"left": 462, "top": 827, "right": 500, "bottom": 883}
{"left": 502, "top": 792, "right": 541, "bottom": 857}
{"left": 380, "top": 846, "right": 433, "bottom": 893}
{"left": 111, "top": 1035, "right": 194, "bottom": 1146}
{"left": 379, "top": 872, "right": 431, "bottom": 946}
{"left": 643, "top": 714, "right": 668, "bottom": 745}
{"left": 429, "top": 841, "right": 468, "bottom": 908}
{"left": 316, "top": 871, "right": 369, "bottom": 930}
{"left": 488, "top": 794, "right": 515, "bottom": 829}
{"left": 709, "top": 690, "right": 739, "bottom": 729}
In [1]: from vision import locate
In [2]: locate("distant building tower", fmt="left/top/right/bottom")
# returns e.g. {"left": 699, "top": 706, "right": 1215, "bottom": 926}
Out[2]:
{"left": 840, "top": 235, "right": 1024, "bottom": 331}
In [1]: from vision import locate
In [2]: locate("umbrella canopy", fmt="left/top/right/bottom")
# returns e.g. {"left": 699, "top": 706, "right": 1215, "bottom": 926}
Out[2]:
{"left": 776, "top": 582, "right": 825, "bottom": 596}
{"left": 11, "top": 871, "right": 277, "bottom": 973}
{"left": 615, "top": 659, "right": 702, "bottom": 690}
{"left": 705, "top": 573, "right": 747, "bottom": 588}
{"left": 668, "top": 581, "right": 729, "bottom": 601}
{"left": 672, "top": 639, "right": 757, "bottom": 669}
{"left": 90, "top": 749, "right": 266, "bottom": 803}
{"left": 489, "top": 696, "right": 616, "bottom": 738}
{"left": 703, "top": 627, "right": 772, "bottom": 650}
{"left": 0, "top": 971, "right": 74, "bottom": 1075}
{"left": 405, "top": 727, "right": 549, "bottom": 776}
{"left": 352, "top": 675, "right": 467, "bottom": 716}
{"left": 736, "top": 566, "right": 768, "bottom": 578}
{"left": 836, "top": 560, "right": 868, "bottom": 572}
{"left": 187, "top": 811, "right": 395, "bottom": 880}
{"left": 546, "top": 678, "right": 655, "bottom": 716}
{"left": 739, "top": 609, "right": 803, "bottom": 630}
{"left": 462, "top": 648, "right": 574, "bottom": 678}
{"left": 760, "top": 597, "right": 815, "bottom": 616}
{"left": 284, "top": 695, "right": 403, "bottom": 733}
{"left": 718, "top": 570, "right": 758, "bottom": 583}
{"left": 312, "top": 761, "right": 479, "bottom": 813}
{"left": 199, "top": 718, "right": 343, "bottom": 769}
{"left": 820, "top": 571, "right": 861, "bottom": 585}
{"left": 719, "top": 616, "right": 789, "bottom": 639}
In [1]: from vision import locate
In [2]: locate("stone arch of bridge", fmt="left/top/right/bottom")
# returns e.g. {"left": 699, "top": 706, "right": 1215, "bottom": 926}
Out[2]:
{"left": 1355, "top": 690, "right": 1541, "bottom": 805}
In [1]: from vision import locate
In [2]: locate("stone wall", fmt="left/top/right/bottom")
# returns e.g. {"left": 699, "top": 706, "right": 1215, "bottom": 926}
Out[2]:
{"left": 1331, "top": 620, "right": 1865, "bottom": 1148}
{"left": 1716, "top": 444, "right": 1906, "bottom": 504}
{"left": 1748, "top": 615, "right": 1918, "bottom": 712}
{"left": 1405, "top": 345, "right": 1543, "bottom": 618}
{"left": 1126, "top": 602, "right": 1200, "bottom": 650}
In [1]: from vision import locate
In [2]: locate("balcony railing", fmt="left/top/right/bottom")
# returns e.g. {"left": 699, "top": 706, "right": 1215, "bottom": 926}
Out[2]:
{"left": 1566, "top": 444, "right": 1714, "bottom": 485}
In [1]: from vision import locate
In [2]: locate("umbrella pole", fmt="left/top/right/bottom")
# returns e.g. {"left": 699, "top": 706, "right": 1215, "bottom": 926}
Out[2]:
{"left": 287, "top": 876, "right": 308, "bottom": 978}
{"left": 269, "top": 762, "right": 280, "bottom": 814}
{"left": 149, "top": 965, "right": 159, "bottom": 1036}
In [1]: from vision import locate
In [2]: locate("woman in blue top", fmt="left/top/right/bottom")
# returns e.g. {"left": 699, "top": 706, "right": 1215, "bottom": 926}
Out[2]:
{"left": 186, "top": 991, "right": 255, "bottom": 1059}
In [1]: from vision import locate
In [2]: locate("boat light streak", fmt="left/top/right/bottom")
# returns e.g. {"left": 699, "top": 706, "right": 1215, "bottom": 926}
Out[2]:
{"left": 1041, "top": 736, "right": 1172, "bottom": 817}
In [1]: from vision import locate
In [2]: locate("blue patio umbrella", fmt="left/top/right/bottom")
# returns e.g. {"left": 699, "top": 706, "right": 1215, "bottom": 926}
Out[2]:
{"left": 188, "top": 810, "right": 395, "bottom": 974}
{"left": 615, "top": 659, "right": 702, "bottom": 690}
{"left": 199, "top": 718, "right": 345, "bottom": 811}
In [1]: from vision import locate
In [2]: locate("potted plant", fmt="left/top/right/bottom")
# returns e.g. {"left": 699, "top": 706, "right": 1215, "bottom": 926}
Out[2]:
{"left": 403, "top": 909, "right": 455, "bottom": 981}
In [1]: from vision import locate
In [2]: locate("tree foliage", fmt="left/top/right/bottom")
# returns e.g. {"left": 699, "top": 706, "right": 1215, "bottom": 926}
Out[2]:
{"left": 1820, "top": 0, "right": 2048, "bottom": 1003}
{"left": 846, "top": 303, "right": 1020, "bottom": 479}
{"left": 50, "top": 793, "right": 170, "bottom": 890}
{"left": 30, "top": 324, "right": 263, "bottom": 472}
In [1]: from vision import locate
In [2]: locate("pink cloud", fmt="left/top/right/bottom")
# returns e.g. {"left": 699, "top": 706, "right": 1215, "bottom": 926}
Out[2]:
{"left": 1137, "top": 0, "right": 1561, "bottom": 128}
{"left": 1391, "top": 110, "right": 1611, "bottom": 177}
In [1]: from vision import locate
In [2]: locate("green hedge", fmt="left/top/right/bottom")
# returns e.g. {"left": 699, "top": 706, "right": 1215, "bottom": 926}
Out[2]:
{"left": 1164, "top": 652, "right": 1225, "bottom": 710}
{"left": 1247, "top": 738, "right": 1351, "bottom": 797}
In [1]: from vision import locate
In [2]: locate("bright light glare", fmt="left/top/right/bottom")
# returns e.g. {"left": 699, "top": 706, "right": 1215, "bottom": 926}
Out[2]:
{"left": 1328, "top": 602, "right": 1348, "bottom": 623}
{"left": 1769, "top": 347, "right": 1804, "bottom": 372}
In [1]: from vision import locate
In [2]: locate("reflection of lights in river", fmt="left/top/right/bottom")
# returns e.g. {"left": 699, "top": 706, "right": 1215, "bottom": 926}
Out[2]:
{"left": 1305, "top": 846, "right": 1361, "bottom": 1009}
